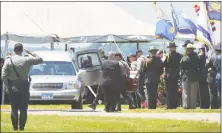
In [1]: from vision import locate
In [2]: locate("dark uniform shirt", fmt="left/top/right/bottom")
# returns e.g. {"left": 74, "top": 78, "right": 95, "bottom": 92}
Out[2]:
{"left": 198, "top": 53, "right": 207, "bottom": 79}
{"left": 144, "top": 56, "right": 163, "bottom": 83}
{"left": 180, "top": 52, "right": 200, "bottom": 82}
{"left": 101, "top": 59, "right": 121, "bottom": 88}
{"left": 163, "top": 51, "right": 182, "bottom": 79}
{"left": 206, "top": 55, "right": 217, "bottom": 83}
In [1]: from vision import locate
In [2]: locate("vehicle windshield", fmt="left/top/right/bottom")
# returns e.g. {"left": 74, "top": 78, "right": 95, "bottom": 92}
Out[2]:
{"left": 30, "top": 61, "right": 76, "bottom": 76}
{"left": 77, "top": 52, "right": 101, "bottom": 68}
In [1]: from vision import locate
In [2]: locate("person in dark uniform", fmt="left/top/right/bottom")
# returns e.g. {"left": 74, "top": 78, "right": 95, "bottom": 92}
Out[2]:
{"left": 213, "top": 43, "right": 221, "bottom": 108}
{"left": 206, "top": 51, "right": 219, "bottom": 109}
{"left": 198, "top": 44, "right": 210, "bottom": 109}
{"left": 182, "top": 40, "right": 201, "bottom": 106}
{"left": 115, "top": 53, "right": 135, "bottom": 111}
{"left": 163, "top": 42, "right": 182, "bottom": 109}
{"left": 101, "top": 52, "right": 121, "bottom": 112}
{"left": 207, "top": 43, "right": 221, "bottom": 108}
{"left": 180, "top": 44, "right": 200, "bottom": 109}
{"left": 144, "top": 46, "right": 163, "bottom": 109}
{"left": 1, "top": 43, "right": 43, "bottom": 131}
{"left": 88, "top": 50, "right": 108, "bottom": 110}
{"left": 1, "top": 58, "right": 5, "bottom": 105}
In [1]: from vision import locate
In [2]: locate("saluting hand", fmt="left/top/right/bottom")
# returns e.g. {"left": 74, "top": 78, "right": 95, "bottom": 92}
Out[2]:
{"left": 24, "top": 48, "right": 31, "bottom": 54}
{"left": 24, "top": 48, "right": 34, "bottom": 56}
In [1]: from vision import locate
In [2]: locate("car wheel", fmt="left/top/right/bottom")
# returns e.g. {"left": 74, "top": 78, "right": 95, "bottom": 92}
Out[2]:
{"left": 71, "top": 95, "right": 83, "bottom": 109}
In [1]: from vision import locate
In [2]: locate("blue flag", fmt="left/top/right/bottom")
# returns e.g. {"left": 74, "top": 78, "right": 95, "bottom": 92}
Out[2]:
{"left": 172, "top": 5, "right": 197, "bottom": 35}
{"left": 155, "top": 7, "right": 176, "bottom": 41}
{"left": 206, "top": 2, "right": 221, "bottom": 21}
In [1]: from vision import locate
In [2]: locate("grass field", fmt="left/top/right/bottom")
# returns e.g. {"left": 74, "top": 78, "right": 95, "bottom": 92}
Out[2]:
{"left": 1, "top": 104, "right": 220, "bottom": 113}
{"left": 1, "top": 112, "right": 220, "bottom": 132}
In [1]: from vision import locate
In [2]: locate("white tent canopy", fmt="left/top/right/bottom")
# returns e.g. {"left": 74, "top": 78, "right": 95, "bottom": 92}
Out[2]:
{"left": 1, "top": 2, "right": 155, "bottom": 38}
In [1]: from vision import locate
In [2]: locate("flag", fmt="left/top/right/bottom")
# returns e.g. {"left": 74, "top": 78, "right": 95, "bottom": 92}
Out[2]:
{"left": 155, "top": 3, "right": 176, "bottom": 41}
{"left": 193, "top": 4, "right": 200, "bottom": 16}
{"left": 196, "top": 2, "right": 214, "bottom": 49}
{"left": 210, "top": 21, "right": 216, "bottom": 32}
{"left": 193, "top": 4, "right": 216, "bottom": 32}
{"left": 206, "top": 2, "right": 221, "bottom": 21}
{"left": 171, "top": 4, "right": 197, "bottom": 35}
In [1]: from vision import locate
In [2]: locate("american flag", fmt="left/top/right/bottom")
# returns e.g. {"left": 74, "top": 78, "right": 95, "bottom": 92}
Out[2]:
{"left": 193, "top": 4, "right": 216, "bottom": 32}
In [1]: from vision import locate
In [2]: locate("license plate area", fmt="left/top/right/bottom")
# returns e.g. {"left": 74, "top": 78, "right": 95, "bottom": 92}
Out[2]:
{"left": 41, "top": 93, "right": 53, "bottom": 100}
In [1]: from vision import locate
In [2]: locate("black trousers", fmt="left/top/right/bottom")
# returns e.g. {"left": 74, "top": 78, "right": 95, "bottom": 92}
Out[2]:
{"left": 146, "top": 82, "right": 159, "bottom": 109}
{"left": 9, "top": 92, "right": 28, "bottom": 129}
{"left": 208, "top": 79, "right": 219, "bottom": 109}
{"left": 164, "top": 78, "right": 179, "bottom": 109}
{"left": 92, "top": 84, "right": 103, "bottom": 104}
{"left": 216, "top": 78, "right": 221, "bottom": 108}
{"left": 117, "top": 77, "right": 133, "bottom": 108}
{"left": 102, "top": 84, "right": 119, "bottom": 112}
{"left": 199, "top": 78, "right": 210, "bottom": 109}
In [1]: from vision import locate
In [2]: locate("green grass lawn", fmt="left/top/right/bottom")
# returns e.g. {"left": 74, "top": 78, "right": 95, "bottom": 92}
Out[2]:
{"left": 1, "top": 104, "right": 220, "bottom": 113}
{"left": 1, "top": 113, "right": 220, "bottom": 132}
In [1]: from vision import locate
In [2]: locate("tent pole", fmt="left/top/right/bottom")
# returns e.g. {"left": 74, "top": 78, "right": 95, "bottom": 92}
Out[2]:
{"left": 5, "top": 33, "right": 9, "bottom": 57}
{"left": 136, "top": 42, "right": 139, "bottom": 50}
{"left": 51, "top": 42, "right": 54, "bottom": 51}
{"left": 65, "top": 44, "right": 68, "bottom": 51}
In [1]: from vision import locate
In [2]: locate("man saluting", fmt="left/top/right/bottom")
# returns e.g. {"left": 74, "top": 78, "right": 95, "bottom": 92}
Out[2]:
{"left": 1, "top": 43, "right": 43, "bottom": 131}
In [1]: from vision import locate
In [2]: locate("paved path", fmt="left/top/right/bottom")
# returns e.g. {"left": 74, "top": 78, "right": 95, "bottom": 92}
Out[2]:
{"left": 1, "top": 109, "right": 220, "bottom": 124}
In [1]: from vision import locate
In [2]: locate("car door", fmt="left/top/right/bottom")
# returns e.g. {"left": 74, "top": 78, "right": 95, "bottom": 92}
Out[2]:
{"left": 75, "top": 49, "right": 102, "bottom": 86}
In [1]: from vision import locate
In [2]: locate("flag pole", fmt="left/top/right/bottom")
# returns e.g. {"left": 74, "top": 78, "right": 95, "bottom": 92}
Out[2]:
{"left": 204, "top": 2, "right": 216, "bottom": 56}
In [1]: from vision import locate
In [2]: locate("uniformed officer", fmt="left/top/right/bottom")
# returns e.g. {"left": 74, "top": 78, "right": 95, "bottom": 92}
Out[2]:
{"left": 1, "top": 43, "right": 43, "bottom": 131}
{"left": 1, "top": 58, "right": 4, "bottom": 105}
{"left": 206, "top": 50, "right": 219, "bottom": 109}
{"left": 144, "top": 46, "right": 163, "bottom": 109}
{"left": 115, "top": 53, "right": 135, "bottom": 111}
{"left": 180, "top": 44, "right": 200, "bottom": 109}
{"left": 163, "top": 42, "right": 182, "bottom": 109}
{"left": 198, "top": 44, "right": 210, "bottom": 109}
{"left": 134, "top": 50, "right": 147, "bottom": 108}
{"left": 213, "top": 43, "right": 221, "bottom": 108}
{"left": 101, "top": 52, "right": 121, "bottom": 112}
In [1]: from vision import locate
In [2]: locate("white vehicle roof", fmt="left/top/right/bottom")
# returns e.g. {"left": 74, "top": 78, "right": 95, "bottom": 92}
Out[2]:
{"left": 34, "top": 51, "right": 73, "bottom": 62}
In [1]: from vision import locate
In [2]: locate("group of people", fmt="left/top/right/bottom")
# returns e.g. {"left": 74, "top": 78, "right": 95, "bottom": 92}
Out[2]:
{"left": 0, "top": 41, "right": 221, "bottom": 130}
{"left": 88, "top": 50, "right": 135, "bottom": 111}
{"left": 89, "top": 40, "right": 221, "bottom": 111}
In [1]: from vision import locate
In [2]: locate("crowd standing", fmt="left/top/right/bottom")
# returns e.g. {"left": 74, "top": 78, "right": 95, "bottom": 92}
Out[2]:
{"left": 89, "top": 40, "right": 221, "bottom": 111}
{"left": 0, "top": 41, "right": 221, "bottom": 131}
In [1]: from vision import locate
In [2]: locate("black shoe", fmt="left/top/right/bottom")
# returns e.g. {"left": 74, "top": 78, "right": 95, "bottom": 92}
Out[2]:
{"left": 116, "top": 107, "right": 122, "bottom": 111}
{"left": 19, "top": 127, "right": 24, "bottom": 131}
{"left": 13, "top": 127, "right": 18, "bottom": 131}
{"left": 129, "top": 105, "right": 136, "bottom": 109}
{"left": 88, "top": 104, "right": 96, "bottom": 110}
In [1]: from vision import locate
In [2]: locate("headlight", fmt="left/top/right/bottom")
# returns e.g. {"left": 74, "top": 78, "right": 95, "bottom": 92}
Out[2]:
{"left": 64, "top": 81, "right": 81, "bottom": 89}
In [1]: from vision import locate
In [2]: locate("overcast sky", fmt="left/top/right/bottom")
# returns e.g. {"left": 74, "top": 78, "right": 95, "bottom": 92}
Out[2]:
{"left": 113, "top": 2, "right": 220, "bottom": 43}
